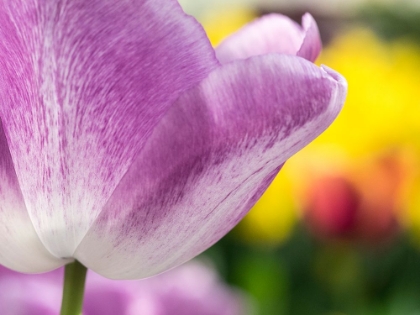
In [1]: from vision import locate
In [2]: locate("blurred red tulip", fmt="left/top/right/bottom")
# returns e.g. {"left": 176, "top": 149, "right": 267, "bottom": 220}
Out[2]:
{"left": 305, "top": 176, "right": 360, "bottom": 239}
{"left": 303, "top": 151, "right": 410, "bottom": 245}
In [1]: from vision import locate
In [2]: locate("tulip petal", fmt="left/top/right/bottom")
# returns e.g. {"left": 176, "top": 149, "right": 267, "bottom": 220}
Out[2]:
{"left": 297, "top": 13, "right": 323, "bottom": 62}
{"left": 0, "top": 121, "right": 67, "bottom": 273}
{"left": 216, "top": 13, "right": 321, "bottom": 64}
{"left": 75, "top": 54, "right": 347, "bottom": 279}
{"left": 0, "top": 0, "right": 218, "bottom": 260}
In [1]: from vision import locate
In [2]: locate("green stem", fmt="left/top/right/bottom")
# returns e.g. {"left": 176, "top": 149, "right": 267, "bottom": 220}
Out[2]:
{"left": 60, "top": 260, "right": 88, "bottom": 315}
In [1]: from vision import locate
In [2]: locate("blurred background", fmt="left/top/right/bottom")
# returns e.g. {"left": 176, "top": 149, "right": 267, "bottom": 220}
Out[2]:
{"left": 178, "top": 0, "right": 420, "bottom": 314}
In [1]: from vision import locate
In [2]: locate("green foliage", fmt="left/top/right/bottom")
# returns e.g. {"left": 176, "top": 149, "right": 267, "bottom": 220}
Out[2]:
{"left": 204, "top": 228, "right": 420, "bottom": 315}
{"left": 359, "top": 4, "right": 420, "bottom": 43}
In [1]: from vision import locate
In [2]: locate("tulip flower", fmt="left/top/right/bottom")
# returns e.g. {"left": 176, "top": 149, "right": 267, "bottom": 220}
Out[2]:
{"left": 0, "top": 261, "right": 246, "bottom": 315}
{"left": 0, "top": 0, "right": 346, "bottom": 313}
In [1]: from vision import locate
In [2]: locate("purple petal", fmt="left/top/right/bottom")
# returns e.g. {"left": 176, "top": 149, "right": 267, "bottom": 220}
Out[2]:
{"left": 0, "top": 0, "right": 218, "bottom": 261}
{"left": 0, "top": 121, "right": 66, "bottom": 273}
{"left": 297, "top": 13, "right": 322, "bottom": 62}
{"left": 75, "top": 55, "right": 347, "bottom": 279}
{"left": 216, "top": 13, "right": 321, "bottom": 64}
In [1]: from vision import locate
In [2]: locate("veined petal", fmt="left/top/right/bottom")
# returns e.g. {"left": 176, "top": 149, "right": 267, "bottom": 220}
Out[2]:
{"left": 216, "top": 13, "right": 321, "bottom": 64}
{"left": 0, "top": 121, "right": 66, "bottom": 273}
{"left": 75, "top": 55, "right": 347, "bottom": 279}
{"left": 0, "top": 0, "right": 218, "bottom": 260}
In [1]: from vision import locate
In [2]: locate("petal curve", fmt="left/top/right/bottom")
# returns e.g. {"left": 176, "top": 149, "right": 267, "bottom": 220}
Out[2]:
{"left": 297, "top": 13, "right": 322, "bottom": 62}
{"left": 75, "top": 54, "right": 347, "bottom": 279}
{"left": 0, "top": 120, "right": 67, "bottom": 273}
{"left": 215, "top": 13, "right": 321, "bottom": 64}
{"left": 0, "top": 0, "right": 218, "bottom": 259}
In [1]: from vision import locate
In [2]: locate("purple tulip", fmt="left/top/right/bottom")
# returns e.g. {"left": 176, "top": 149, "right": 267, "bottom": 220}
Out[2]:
{"left": 0, "top": 261, "right": 247, "bottom": 315}
{"left": 0, "top": 0, "right": 346, "bottom": 279}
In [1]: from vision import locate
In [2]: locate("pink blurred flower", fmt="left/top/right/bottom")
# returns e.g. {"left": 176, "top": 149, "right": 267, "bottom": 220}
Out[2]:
{"left": 0, "top": 261, "right": 246, "bottom": 315}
